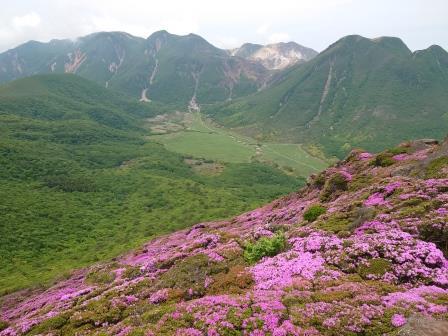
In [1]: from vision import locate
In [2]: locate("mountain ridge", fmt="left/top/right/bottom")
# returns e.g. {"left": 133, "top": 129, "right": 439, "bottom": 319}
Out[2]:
{"left": 208, "top": 34, "right": 448, "bottom": 157}
{"left": 0, "top": 30, "right": 317, "bottom": 106}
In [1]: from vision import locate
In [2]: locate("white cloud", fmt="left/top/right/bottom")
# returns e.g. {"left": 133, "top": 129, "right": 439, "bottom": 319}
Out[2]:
{"left": 0, "top": 0, "right": 446, "bottom": 53}
{"left": 162, "top": 16, "right": 200, "bottom": 36}
{"left": 268, "top": 32, "right": 291, "bottom": 44}
{"left": 12, "top": 12, "right": 41, "bottom": 29}
{"left": 256, "top": 24, "right": 270, "bottom": 35}
{"left": 215, "top": 36, "right": 241, "bottom": 49}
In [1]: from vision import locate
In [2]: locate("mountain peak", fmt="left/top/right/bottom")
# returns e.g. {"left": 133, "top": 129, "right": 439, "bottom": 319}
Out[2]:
{"left": 371, "top": 36, "right": 411, "bottom": 54}
{"left": 232, "top": 41, "right": 317, "bottom": 70}
{"left": 424, "top": 44, "right": 448, "bottom": 55}
{"left": 147, "top": 29, "right": 173, "bottom": 40}
{"left": 325, "top": 34, "right": 411, "bottom": 57}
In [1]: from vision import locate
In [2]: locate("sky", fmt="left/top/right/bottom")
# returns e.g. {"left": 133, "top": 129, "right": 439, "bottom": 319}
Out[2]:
{"left": 0, "top": 0, "right": 447, "bottom": 53}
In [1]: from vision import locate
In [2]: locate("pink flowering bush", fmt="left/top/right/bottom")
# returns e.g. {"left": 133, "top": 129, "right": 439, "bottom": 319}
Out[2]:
{"left": 359, "top": 152, "right": 373, "bottom": 160}
{"left": 1, "top": 140, "right": 448, "bottom": 335}
{"left": 391, "top": 313, "right": 407, "bottom": 327}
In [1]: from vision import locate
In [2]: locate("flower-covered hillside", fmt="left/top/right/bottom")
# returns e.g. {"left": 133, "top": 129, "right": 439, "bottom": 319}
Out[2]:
{"left": 1, "top": 138, "right": 448, "bottom": 336}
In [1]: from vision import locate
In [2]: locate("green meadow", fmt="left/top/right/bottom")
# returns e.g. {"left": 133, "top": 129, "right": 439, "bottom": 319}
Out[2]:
{"left": 150, "top": 112, "right": 328, "bottom": 176}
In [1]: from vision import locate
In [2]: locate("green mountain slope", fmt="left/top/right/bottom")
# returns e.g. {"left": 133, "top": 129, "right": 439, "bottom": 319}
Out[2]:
{"left": 0, "top": 31, "right": 270, "bottom": 106}
{"left": 0, "top": 74, "right": 303, "bottom": 294}
{"left": 209, "top": 35, "right": 448, "bottom": 157}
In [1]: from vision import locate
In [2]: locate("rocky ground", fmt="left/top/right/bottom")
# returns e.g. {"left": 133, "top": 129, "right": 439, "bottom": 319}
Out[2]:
{"left": 1, "top": 139, "right": 447, "bottom": 335}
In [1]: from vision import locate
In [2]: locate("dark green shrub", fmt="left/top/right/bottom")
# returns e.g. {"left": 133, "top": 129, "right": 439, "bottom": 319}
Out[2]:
{"left": 321, "top": 173, "right": 349, "bottom": 201}
{"left": 388, "top": 146, "right": 411, "bottom": 155}
{"left": 303, "top": 205, "right": 327, "bottom": 222}
{"left": 313, "top": 173, "right": 326, "bottom": 188}
{"left": 419, "top": 220, "right": 448, "bottom": 256}
{"left": 243, "top": 231, "right": 286, "bottom": 264}
{"left": 0, "top": 320, "right": 9, "bottom": 332}
{"left": 373, "top": 153, "right": 395, "bottom": 167}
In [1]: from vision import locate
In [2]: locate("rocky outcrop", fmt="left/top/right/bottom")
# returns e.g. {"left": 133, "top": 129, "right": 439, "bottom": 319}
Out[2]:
{"left": 231, "top": 41, "right": 318, "bottom": 70}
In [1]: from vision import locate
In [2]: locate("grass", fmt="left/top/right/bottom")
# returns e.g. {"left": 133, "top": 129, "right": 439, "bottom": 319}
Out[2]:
{"left": 261, "top": 143, "right": 328, "bottom": 176}
{"left": 150, "top": 112, "right": 328, "bottom": 176}
{"left": 151, "top": 131, "right": 254, "bottom": 163}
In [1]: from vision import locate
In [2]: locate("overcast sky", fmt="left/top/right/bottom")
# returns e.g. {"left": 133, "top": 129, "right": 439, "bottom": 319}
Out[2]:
{"left": 0, "top": 0, "right": 447, "bottom": 53}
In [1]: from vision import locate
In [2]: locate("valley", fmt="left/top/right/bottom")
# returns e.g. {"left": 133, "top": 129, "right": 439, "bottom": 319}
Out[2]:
{"left": 148, "top": 111, "right": 328, "bottom": 176}
{"left": 0, "top": 75, "right": 305, "bottom": 295}
{"left": 0, "top": 15, "right": 447, "bottom": 334}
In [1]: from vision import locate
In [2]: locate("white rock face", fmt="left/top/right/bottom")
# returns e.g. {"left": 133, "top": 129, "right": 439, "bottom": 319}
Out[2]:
{"left": 232, "top": 42, "right": 317, "bottom": 70}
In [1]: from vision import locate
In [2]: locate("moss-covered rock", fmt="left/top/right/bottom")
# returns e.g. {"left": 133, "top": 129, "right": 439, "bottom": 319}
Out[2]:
{"left": 426, "top": 156, "right": 448, "bottom": 179}
{"left": 208, "top": 265, "right": 253, "bottom": 295}
{"left": 316, "top": 213, "right": 351, "bottom": 233}
{"left": 122, "top": 266, "right": 143, "bottom": 280}
{"left": 358, "top": 258, "right": 392, "bottom": 279}
{"left": 69, "top": 297, "right": 123, "bottom": 327}
{"left": 155, "top": 254, "right": 226, "bottom": 295}
{"left": 311, "top": 290, "right": 353, "bottom": 303}
{"left": 85, "top": 267, "right": 116, "bottom": 285}
{"left": 141, "top": 303, "right": 175, "bottom": 324}
{"left": 349, "top": 174, "right": 374, "bottom": 192}
{"left": 321, "top": 173, "right": 349, "bottom": 201}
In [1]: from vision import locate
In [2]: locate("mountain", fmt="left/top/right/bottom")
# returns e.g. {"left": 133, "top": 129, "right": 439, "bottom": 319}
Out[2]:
{"left": 209, "top": 35, "right": 448, "bottom": 157}
{"left": 2, "top": 137, "right": 448, "bottom": 335}
{"left": 0, "top": 31, "right": 275, "bottom": 106}
{"left": 230, "top": 41, "right": 318, "bottom": 70}
{"left": 0, "top": 74, "right": 303, "bottom": 294}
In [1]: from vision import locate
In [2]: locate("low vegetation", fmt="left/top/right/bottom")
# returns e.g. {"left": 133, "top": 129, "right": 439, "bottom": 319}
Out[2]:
{"left": 243, "top": 231, "right": 287, "bottom": 264}
{"left": 303, "top": 204, "right": 327, "bottom": 222}
{"left": 0, "top": 75, "right": 303, "bottom": 294}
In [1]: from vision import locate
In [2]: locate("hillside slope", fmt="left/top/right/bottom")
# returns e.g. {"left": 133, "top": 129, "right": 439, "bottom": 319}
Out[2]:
{"left": 2, "top": 137, "right": 448, "bottom": 335}
{"left": 0, "top": 74, "right": 303, "bottom": 294}
{"left": 210, "top": 36, "right": 448, "bottom": 157}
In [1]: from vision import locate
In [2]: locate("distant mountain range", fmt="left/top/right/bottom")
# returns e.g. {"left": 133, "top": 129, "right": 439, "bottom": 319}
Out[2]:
{"left": 1, "top": 31, "right": 447, "bottom": 157}
{"left": 210, "top": 35, "right": 448, "bottom": 157}
{"left": 0, "top": 31, "right": 315, "bottom": 107}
